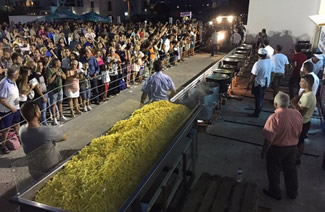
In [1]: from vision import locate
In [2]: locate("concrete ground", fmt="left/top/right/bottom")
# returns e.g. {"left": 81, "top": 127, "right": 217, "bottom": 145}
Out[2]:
{"left": 0, "top": 52, "right": 222, "bottom": 212}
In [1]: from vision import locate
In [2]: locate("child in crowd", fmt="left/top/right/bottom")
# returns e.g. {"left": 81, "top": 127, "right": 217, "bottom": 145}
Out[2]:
{"left": 138, "top": 55, "right": 144, "bottom": 83}
{"left": 102, "top": 62, "right": 111, "bottom": 101}
{"left": 131, "top": 57, "right": 140, "bottom": 84}
{"left": 79, "top": 63, "right": 92, "bottom": 112}
{"left": 142, "top": 55, "right": 150, "bottom": 79}
{"left": 184, "top": 36, "right": 191, "bottom": 58}
{"left": 108, "top": 60, "right": 120, "bottom": 96}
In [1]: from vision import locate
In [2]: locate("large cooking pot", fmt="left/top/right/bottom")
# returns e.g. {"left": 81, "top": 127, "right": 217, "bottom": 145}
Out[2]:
{"left": 219, "top": 64, "right": 237, "bottom": 70}
{"left": 213, "top": 69, "right": 234, "bottom": 78}
{"left": 228, "top": 54, "right": 246, "bottom": 59}
{"left": 222, "top": 57, "right": 243, "bottom": 67}
{"left": 202, "top": 81, "right": 219, "bottom": 104}
{"left": 199, "top": 89, "right": 216, "bottom": 106}
{"left": 198, "top": 104, "right": 215, "bottom": 120}
{"left": 206, "top": 73, "right": 230, "bottom": 94}
{"left": 198, "top": 88, "right": 217, "bottom": 120}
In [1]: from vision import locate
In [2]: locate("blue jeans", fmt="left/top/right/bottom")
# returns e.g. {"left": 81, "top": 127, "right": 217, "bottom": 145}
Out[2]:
{"left": 90, "top": 78, "right": 99, "bottom": 103}
{"left": 252, "top": 85, "right": 266, "bottom": 115}
{"left": 211, "top": 44, "right": 217, "bottom": 56}
{"left": 35, "top": 93, "right": 48, "bottom": 125}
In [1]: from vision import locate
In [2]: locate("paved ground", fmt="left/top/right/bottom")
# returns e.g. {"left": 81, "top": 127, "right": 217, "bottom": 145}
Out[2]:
{"left": 0, "top": 52, "right": 223, "bottom": 212}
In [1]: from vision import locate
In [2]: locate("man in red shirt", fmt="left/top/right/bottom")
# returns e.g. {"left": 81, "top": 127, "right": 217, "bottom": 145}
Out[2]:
{"left": 262, "top": 91, "right": 303, "bottom": 200}
{"left": 288, "top": 45, "right": 307, "bottom": 99}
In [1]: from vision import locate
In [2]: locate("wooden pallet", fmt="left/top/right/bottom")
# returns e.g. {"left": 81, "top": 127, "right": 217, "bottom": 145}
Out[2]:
{"left": 181, "top": 173, "right": 259, "bottom": 212}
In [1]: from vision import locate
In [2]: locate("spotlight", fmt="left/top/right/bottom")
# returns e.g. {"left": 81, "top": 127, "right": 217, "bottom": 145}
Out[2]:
{"left": 216, "top": 16, "right": 222, "bottom": 23}
{"left": 227, "top": 16, "right": 234, "bottom": 23}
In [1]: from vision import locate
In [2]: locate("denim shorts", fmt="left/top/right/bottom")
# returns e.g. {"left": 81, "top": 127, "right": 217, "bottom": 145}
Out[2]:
{"left": 80, "top": 89, "right": 91, "bottom": 100}
{"left": 48, "top": 89, "right": 63, "bottom": 105}
{"left": 0, "top": 110, "right": 20, "bottom": 130}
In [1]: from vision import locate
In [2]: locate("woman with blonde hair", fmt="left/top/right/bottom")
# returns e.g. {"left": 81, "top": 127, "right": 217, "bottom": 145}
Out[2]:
{"left": 64, "top": 59, "right": 81, "bottom": 117}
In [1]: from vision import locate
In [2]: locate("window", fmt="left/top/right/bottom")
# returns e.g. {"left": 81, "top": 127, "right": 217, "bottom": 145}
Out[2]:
{"left": 108, "top": 1, "right": 112, "bottom": 11}
{"left": 77, "top": 0, "right": 83, "bottom": 7}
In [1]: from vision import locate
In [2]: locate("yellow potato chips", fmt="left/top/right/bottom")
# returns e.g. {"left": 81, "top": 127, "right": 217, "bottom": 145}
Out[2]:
{"left": 35, "top": 101, "right": 190, "bottom": 212}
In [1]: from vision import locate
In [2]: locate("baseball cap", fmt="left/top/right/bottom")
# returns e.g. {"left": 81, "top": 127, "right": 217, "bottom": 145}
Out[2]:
{"left": 258, "top": 48, "right": 268, "bottom": 55}
{"left": 313, "top": 53, "right": 324, "bottom": 60}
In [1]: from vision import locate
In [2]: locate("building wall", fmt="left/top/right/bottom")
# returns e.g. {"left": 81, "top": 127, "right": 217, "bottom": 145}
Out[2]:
{"left": 99, "top": 0, "right": 128, "bottom": 22}
{"left": 71, "top": 0, "right": 128, "bottom": 22}
{"left": 246, "top": 0, "right": 321, "bottom": 54}
{"left": 9, "top": 15, "right": 45, "bottom": 24}
{"left": 72, "top": 0, "right": 100, "bottom": 15}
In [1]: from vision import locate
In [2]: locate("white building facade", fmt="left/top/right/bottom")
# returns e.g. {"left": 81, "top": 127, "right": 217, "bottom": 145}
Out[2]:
{"left": 246, "top": 0, "right": 324, "bottom": 54}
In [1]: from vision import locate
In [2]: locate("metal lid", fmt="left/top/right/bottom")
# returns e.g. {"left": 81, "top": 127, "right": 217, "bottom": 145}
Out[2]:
{"left": 235, "top": 50, "right": 248, "bottom": 54}
{"left": 223, "top": 57, "right": 242, "bottom": 62}
{"left": 213, "top": 69, "right": 234, "bottom": 74}
{"left": 219, "top": 64, "right": 236, "bottom": 69}
{"left": 229, "top": 54, "right": 246, "bottom": 59}
{"left": 207, "top": 73, "right": 230, "bottom": 80}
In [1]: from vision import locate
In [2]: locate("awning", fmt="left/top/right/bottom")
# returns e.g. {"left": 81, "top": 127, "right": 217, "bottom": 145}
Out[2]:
{"left": 81, "top": 11, "right": 112, "bottom": 23}
{"left": 309, "top": 15, "right": 325, "bottom": 26}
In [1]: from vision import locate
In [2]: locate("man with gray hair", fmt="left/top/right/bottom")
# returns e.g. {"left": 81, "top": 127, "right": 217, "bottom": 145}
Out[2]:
{"left": 261, "top": 91, "right": 303, "bottom": 200}
{"left": 0, "top": 65, "right": 20, "bottom": 154}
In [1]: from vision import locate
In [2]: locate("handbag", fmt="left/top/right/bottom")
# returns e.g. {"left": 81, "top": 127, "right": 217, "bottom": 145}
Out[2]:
{"left": 28, "top": 90, "right": 35, "bottom": 100}
{"left": 6, "top": 131, "right": 21, "bottom": 150}
{"left": 119, "top": 79, "right": 126, "bottom": 90}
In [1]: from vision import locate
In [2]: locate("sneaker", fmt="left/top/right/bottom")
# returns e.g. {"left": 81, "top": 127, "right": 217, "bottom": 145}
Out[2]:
{"left": 1, "top": 145, "right": 10, "bottom": 154}
{"left": 60, "top": 115, "right": 68, "bottom": 122}
{"left": 41, "top": 122, "right": 49, "bottom": 126}
{"left": 262, "top": 189, "right": 281, "bottom": 200}
{"left": 87, "top": 106, "right": 92, "bottom": 111}
{"left": 53, "top": 118, "right": 59, "bottom": 126}
{"left": 83, "top": 106, "right": 88, "bottom": 112}
{"left": 247, "top": 113, "right": 259, "bottom": 118}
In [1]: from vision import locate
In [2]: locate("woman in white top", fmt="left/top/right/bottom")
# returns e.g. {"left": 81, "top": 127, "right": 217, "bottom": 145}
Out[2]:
{"left": 64, "top": 60, "right": 81, "bottom": 117}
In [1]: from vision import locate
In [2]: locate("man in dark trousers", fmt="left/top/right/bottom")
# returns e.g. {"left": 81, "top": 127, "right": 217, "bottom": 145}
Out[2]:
{"left": 247, "top": 48, "right": 273, "bottom": 117}
{"left": 261, "top": 91, "right": 303, "bottom": 200}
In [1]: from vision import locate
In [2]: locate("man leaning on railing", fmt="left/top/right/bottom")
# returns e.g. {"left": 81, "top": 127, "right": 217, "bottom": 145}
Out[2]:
{"left": 0, "top": 65, "right": 21, "bottom": 154}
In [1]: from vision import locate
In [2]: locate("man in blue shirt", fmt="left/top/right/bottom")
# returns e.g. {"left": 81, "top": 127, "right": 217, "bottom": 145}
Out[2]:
{"left": 141, "top": 60, "right": 176, "bottom": 104}
{"left": 81, "top": 48, "right": 100, "bottom": 104}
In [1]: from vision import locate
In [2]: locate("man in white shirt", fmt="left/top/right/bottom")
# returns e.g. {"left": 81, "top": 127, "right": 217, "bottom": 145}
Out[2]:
{"left": 300, "top": 54, "right": 323, "bottom": 76}
{"left": 0, "top": 66, "right": 20, "bottom": 154}
{"left": 247, "top": 48, "right": 274, "bottom": 117}
{"left": 264, "top": 40, "right": 274, "bottom": 58}
{"left": 298, "top": 61, "right": 319, "bottom": 96}
{"left": 230, "top": 29, "right": 242, "bottom": 49}
{"left": 271, "top": 45, "right": 289, "bottom": 98}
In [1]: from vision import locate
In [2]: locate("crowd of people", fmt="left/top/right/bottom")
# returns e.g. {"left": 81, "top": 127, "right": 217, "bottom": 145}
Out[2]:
{"left": 0, "top": 20, "right": 203, "bottom": 154}
{"left": 248, "top": 29, "right": 323, "bottom": 201}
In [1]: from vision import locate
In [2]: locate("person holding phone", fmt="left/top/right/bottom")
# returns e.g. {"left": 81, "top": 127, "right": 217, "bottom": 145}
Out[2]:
{"left": 46, "top": 58, "right": 67, "bottom": 125}
{"left": 20, "top": 101, "right": 67, "bottom": 180}
{"left": 32, "top": 61, "right": 48, "bottom": 125}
